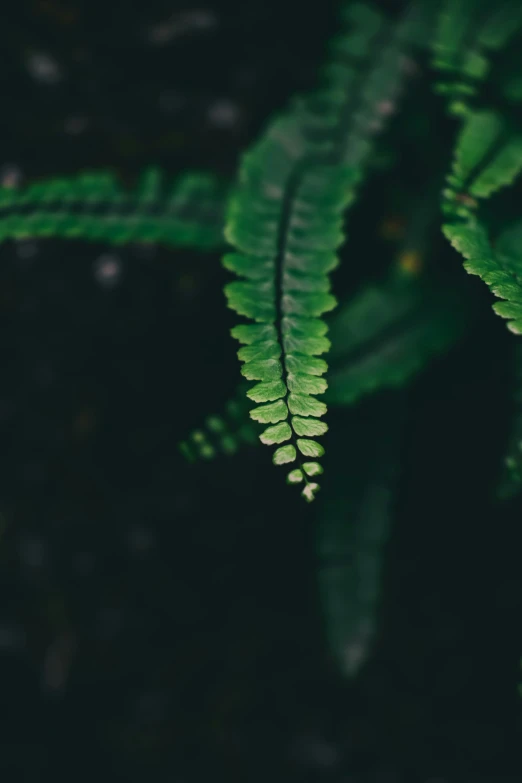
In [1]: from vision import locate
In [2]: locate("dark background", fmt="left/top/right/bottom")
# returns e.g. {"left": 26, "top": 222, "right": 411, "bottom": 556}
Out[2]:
{"left": 1, "top": 1, "right": 522, "bottom": 781}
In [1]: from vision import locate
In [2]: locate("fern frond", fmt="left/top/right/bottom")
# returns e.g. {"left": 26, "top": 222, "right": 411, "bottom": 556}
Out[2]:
{"left": 325, "top": 269, "right": 474, "bottom": 405}
{"left": 223, "top": 3, "right": 427, "bottom": 500}
{"left": 432, "top": 0, "right": 522, "bottom": 115}
{"left": 442, "top": 109, "right": 522, "bottom": 332}
{"left": 443, "top": 111, "right": 522, "bottom": 223}
{"left": 224, "top": 121, "right": 345, "bottom": 501}
{"left": 179, "top": 385, "right": 259, "bottom": 462}
{"left": 444, "top": 219, "right": 522, "bottom": 334}
{"left": 317, "top": 395, "right": 405, "bottom": 678}
{"left": 0, "top": 168, "right": 227, "bottom": 250}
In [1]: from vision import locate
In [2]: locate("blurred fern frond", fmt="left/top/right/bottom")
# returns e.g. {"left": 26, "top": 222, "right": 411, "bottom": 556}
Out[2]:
{"left": 0, "top": 167, "right": 228, "bottom": 250}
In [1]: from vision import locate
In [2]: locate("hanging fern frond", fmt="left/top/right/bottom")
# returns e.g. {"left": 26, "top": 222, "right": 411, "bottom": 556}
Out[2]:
{"left": 442, "top": 110, "right": 522, "bottom": 332}
{"left": 179, "top": 384, "right": 259, "bottom": 462}
{"left": 0, "top": 167, "right": 228, "bottom": 250}
{"left": 317, "top": 394, "right": 405, "bottom": 678}
{"left": 432, "top": 0, "right": 522, "bottom": 115}
{"left": 224, "top": 121, "right": 347, "bottom": 501}
{"left": 223, "top": 3, "right": 428, "bottom": 500}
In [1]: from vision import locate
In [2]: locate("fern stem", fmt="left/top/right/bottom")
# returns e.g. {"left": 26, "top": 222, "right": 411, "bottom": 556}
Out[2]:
{"left": 274, "top": 158, "right": 315, "bottom": 488}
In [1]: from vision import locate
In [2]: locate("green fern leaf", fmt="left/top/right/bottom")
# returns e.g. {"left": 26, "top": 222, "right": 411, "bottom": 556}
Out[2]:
{"left": 317, "top": 395, "right": 405, "bottom": 678}
{"left": 444, "top": 219, "right": 522, "bottom": 334}
{"left": 0, "top": 168, "right": 227, "bottom": 250}
{"left": 224, "top": 116, "right": 350, "bottom": 501}
{"left": 442, "top": 107, "right": 522, "bottom": 332}
{"left": 223, "top": 2, "right": 428, "bottom": 499}
{"left": 325, "top": 271, "right": 473, "bottom": 404}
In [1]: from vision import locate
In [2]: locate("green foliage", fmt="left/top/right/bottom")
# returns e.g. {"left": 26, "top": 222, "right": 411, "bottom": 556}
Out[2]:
{"left": 179, "top": 385, "right": 259, "bottom": 461}
{"left": 0, "top": 167, "right": 227, "bottom": 250}
{"left": 180, "top": 265, "right": 473, "bottom": 460}
{"left": 432, "top": 0, "right": 522, "bottom": 116}
{"left": 223, "top": 2, "right": 427, "bottom": 500}
{"left": 433, "top": 2, "right": 522, "bottom": 513}
{"left": 441, "top": 109, "right": 522, "bottom": 333}
{"left": 444, "top": 218, "right": 522, "bottom": 334}
{"left": 317, "top": 395, "right": 404, "bottom": 678}
{"left": 443, "top": 110, "right": 522, "bottom": 222}
{"left": 435, "top": 3, "right": 522, "bottom": 341}
{"left": 326, "top": 266, "right": 473, "bottom": 403}
{"left": 6, "top": 0, "right": 522, "bottom": 693}
{"left": 225, "top": 127, "right": 347, "bottom": 501}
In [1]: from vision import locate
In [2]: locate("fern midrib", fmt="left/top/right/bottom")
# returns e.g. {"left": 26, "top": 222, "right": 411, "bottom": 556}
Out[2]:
{"left": 274, "top": 157, "right": 312, "bottom": 484}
